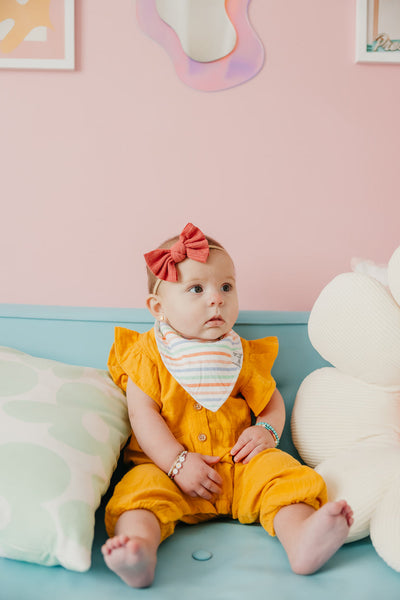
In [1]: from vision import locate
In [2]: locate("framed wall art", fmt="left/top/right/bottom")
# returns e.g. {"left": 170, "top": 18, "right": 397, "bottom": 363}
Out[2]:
{"left": 0, "top": 0, "right": 74, "bottom": 70}
{"left": 356, "top": 0, "right": 400, "bottom": 63}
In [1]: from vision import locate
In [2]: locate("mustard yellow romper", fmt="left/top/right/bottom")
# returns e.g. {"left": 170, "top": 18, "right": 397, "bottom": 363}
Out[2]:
{"left": 105, "top": 327, "right": 327, "bottom": 541}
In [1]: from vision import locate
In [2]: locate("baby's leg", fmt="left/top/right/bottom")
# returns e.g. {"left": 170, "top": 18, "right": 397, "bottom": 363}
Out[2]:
{"left": 101, "top": 509, "right": 161, "bottom": 588}
{"left": 273, "top": 500, "right": 353, "bottom": 575}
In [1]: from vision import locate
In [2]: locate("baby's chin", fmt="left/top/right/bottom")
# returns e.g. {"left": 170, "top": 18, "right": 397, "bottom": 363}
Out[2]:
{"left": 195, "top": 327, "right": 231, "bottom": 342}
{"left": 168, "top": 321, "right": 233, "bottom": 342}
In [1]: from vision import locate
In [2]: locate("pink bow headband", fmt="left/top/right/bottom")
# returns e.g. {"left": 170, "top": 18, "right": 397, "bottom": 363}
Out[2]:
{"left": 145, "top": 223, "right": 219, "bottom": 292}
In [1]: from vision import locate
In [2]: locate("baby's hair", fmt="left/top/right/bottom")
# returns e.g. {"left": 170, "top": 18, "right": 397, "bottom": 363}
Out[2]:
{"left": 146, "top": 233, "right": 225, "bottom": 294}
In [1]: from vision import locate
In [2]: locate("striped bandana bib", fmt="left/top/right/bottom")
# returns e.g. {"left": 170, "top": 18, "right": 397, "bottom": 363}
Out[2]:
{"left": 154, "top": 320, "right": 243, "bottom": 412}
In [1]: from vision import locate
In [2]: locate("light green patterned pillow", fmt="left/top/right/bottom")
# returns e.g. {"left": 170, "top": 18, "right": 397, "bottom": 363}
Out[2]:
{"left": 0, "top": 346, "right": 130, "bottom": 572}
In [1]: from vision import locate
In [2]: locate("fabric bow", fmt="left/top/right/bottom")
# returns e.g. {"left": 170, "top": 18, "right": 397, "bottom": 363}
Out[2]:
{"left": 144, "top": 223, "right": 209, "bottom": 283}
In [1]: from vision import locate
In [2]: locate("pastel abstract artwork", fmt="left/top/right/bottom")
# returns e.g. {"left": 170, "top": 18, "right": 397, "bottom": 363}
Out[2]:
{"left": 0, "top": 0, "right": 53, "bottom": 54}
{"left": 356, "top": 0, "right": 400, "bottom": 63}
{"left": 136, "top": 0, "right": 264, "bottom": 91}
{"left": 0, "top": 0, "right": 74, "bottom": 69}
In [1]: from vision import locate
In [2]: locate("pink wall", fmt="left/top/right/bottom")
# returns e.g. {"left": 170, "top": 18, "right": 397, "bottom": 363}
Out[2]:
{"left": 2, "top": 0, "right": 400, "bottom": 311}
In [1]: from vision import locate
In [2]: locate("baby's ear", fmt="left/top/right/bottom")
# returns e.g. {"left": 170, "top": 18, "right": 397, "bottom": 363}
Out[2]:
{"left": 146, "top": 294, "right": 164, "bottom": 320}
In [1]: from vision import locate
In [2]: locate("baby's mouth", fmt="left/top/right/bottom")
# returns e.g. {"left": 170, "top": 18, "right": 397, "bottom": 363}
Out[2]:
{"left": 206, "top": 315, "right": 225, "bottom": 325}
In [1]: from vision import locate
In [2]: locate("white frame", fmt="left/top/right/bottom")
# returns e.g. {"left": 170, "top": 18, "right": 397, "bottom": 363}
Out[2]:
{"left": 0, "top": 0, "right": 74, "bottom": 70}
{"left": 356, "top": 0, "right": 400, "bottom": 63}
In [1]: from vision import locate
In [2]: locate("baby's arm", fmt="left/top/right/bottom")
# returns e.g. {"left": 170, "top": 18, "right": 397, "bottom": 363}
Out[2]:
{"left": 230, "top": 388, "right": 285, "bottom": 464}
{"left": 126, "top": 378, "right": 222, "bottom": 500}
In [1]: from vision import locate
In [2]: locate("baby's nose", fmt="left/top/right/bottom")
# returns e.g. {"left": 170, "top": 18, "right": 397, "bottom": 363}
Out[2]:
{"left": 209, "top": 290, "right": 223, "bottom": 305}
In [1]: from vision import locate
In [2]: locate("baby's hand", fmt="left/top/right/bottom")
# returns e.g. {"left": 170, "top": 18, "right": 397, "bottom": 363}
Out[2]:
{"left": 231, "top": 425, "right": 276, "bottom": 464}
{"left": 174, "top": 453, "right": 222, "bottom": 500}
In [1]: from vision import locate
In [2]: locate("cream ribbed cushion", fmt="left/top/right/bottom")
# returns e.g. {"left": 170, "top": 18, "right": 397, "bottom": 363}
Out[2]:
{"left": 388, "top": 246, "right": 400, "bottom": 306}
{"left": 370, "top": 475, "right": 400, "bottom": 571}
{"left": 292, "top": 367, "right": 400, "bottom": 468}
{"left": 308, "top": 273, "right": 400, "bottom": 386}
{"left": 316, "top": 442, "right": 400, "bottom": 542}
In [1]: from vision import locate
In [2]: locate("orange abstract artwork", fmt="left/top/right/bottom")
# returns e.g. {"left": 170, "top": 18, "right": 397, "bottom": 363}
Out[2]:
{"left": 0, "top": 0, "right": 74, "bottom": 70}
{"left": 0, "top": 0, "right": 53, "bottom": 54}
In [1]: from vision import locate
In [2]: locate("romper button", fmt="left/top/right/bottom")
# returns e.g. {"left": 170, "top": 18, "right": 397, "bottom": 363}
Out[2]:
{"left": 193, "top": 403, "right": 202, "bottom": 411}
{"left": 198, "top": 433, "right": 207, "bottom": 442}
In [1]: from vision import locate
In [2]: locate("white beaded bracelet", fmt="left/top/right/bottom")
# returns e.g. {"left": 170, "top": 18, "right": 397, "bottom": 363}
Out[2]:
{"left": 255, "top": 422, "right": 280, "bottom": 447}
{"left": 168, "top": 450, "right": 188, "bottom": 480}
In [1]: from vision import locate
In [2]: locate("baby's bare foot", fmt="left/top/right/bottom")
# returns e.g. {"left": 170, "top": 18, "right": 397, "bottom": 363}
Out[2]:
{"left": 101, "top": 534, "right": 157, "bottom": 588}
{"left": 289, "top": 500, "right": 353, "bottom": 575}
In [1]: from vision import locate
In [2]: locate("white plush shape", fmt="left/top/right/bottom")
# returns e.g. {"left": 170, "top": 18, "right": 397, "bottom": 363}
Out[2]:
{"left": 388, "top": 246, "right": 400, "bottom": 306}
{"left": 292, "top": 367, "right": 400, "bottom": 468}
{"left": 370, "top": 475, "right": 400, "bottom": 571}
{"left": 308, "top": 272, "right": 400, "bottom": 386}
{"left": 316, "top": 442, "right": 400, "bottom": 542}
{"left": 0, "top": 346, "right": 130, "bottom": 571}
{"left": 351, "top": 257, "right": 389, "bottom": 287}
{"left": 292, "top": 244, "right": 400, "bottom": 571}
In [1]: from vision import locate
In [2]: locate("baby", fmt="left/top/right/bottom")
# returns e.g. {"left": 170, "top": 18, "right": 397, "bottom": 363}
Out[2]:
{"left": 102, "top": 223, "right": 353, "bottom": 587}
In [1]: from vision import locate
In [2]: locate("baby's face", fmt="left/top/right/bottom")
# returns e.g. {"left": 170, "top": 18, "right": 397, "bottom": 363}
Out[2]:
{"left": 157, "top": 249, "right": 239, "bottom": 341}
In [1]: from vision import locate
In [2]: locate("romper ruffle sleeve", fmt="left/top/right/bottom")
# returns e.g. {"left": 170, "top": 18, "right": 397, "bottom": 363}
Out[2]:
{"left": 239, "top": 336, "right": 279, "bottom": 416}
{"left": 107, "top": 327, "right": 162, "bottom": 407}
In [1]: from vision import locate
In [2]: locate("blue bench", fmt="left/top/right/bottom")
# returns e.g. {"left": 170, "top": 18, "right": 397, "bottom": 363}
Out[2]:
{"left": 0, "top": 305, "right": 398, "bottom": 600}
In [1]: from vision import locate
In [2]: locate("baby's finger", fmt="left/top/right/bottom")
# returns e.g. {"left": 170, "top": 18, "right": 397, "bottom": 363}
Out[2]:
{"left": 205, "top": 478, "right": 222, "bottom": 495}
{"left": 201, "top": 455, "right": 221, "bottom": 466}
{"left": 241, "top": 442, "right": 272, "bottom": 464}
{"left": 196, "top": 485, "right": 214, "bottom": 501}
{"left": 207, "top": 468, "right": 223, "bottom": 487}
{"left": 230, "top": 435, "right": 248, "bottom": 457}
{"left": 241, "top": 448, "right": 260, "bottom": 464}
{"left": 232, "top": 440, "right": 254, "bottom": 463}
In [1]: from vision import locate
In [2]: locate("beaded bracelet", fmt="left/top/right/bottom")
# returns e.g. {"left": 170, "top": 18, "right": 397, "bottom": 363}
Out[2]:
{"left": 168, "top": 450, "right": 188, "bottom": 480}
{"left": 255, "top": 422, "right": 280, "bottom": 447}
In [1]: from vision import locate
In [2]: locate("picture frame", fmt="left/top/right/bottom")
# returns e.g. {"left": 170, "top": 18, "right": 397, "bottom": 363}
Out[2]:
{"left": 0, "top": 0, "right": 74, "bottom": 70}
{"left": 356, "top": 0, "right": 400, "bottom": 63}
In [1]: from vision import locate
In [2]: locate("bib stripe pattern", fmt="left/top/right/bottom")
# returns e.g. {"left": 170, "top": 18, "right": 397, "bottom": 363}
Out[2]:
{"left": 155, "top": 321, "right": 243, "bottom": 412}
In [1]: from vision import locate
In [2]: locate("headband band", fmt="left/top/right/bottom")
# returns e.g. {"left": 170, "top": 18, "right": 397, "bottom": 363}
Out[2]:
{"left": 151, "top": 244, "right": 223, "bottom": 294}
{"left": 144, "top": 223, "right": 222, "bottom": 294}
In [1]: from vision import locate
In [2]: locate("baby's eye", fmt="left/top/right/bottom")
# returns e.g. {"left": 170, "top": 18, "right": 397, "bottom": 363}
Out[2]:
{"left": 221, "top": 283, "right": 232, "bottom": 292}
{"left": 189, "top": 284, "right": 203, "bottom": 294}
